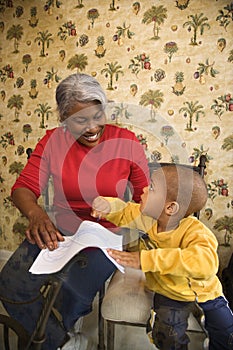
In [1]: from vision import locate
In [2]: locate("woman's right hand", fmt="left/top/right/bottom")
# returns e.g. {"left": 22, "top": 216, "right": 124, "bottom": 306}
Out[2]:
{"left": 12, "top": 187, "right": 64, "bottom": 250}
{"left": 26, "top": 206, "right": 64, "bottom": 250}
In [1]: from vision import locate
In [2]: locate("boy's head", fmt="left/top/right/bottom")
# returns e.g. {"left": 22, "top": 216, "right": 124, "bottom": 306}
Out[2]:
{"left": 140, "top": 164, "right": 208, "bottom": 220}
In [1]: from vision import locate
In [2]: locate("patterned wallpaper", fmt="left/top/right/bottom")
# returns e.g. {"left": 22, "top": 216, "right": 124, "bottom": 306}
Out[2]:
{"left": 0, "top": 0, "right": 232, "bottom": 271}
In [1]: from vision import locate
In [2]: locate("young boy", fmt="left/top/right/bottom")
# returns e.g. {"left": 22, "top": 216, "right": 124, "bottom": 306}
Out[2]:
{"left": 92, "top": 164, "right": 233, "bottom": 350}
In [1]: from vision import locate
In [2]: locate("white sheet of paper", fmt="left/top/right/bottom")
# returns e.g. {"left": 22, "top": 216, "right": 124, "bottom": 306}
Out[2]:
{"left": 29, "top": 220, "right": 124, "bottom": 274}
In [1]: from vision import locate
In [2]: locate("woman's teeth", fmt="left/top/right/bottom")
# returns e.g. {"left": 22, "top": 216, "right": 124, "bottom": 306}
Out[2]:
{"left": 84, "top": 133, "right": 99, "bottom": 141}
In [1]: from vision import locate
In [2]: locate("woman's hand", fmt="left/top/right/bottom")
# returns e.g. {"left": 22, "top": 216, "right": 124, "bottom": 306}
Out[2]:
{"left": 26, "top": 206, "right": 64, "bottom": 250}
{"left": 107, "top": 249, "right": 141, "bottom": 269}
{"left": 91, "top": 196, "right": 111, "bottom": 220}
{"left": 12, "top": 187, "right": 64, "bottom": 250}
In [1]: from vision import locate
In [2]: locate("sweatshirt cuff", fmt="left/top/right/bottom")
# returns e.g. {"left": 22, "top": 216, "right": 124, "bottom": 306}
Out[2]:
{"left": 103, "top": 197, "right": 127, "bottom": 217}
{"left": 140, "top": 249, "right": 154, "bottom": 272}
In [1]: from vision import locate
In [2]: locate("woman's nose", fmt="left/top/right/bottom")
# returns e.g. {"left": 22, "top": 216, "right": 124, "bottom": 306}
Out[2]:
{"left": 85, "top": 122, "right": 98, "bottom": 131}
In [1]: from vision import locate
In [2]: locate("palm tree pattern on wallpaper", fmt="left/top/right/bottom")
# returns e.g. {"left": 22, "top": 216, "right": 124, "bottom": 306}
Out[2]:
{"left": 0, "top": 1, "right": 232, "bottom": 262}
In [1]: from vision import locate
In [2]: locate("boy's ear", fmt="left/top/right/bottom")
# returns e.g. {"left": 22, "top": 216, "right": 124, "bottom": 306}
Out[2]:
{"left": 165, "top": 201, "right": 179, "bottom": 216}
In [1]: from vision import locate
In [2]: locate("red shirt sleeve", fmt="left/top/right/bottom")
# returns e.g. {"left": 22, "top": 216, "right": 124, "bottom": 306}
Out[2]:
{"left": 11, "top": 130, "right": 53, "bottom": 198}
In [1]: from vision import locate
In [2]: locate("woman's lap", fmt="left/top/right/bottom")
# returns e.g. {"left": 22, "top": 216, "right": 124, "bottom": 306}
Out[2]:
{"left": 0, "top": 239, "right": 45, "bottom": 298}
{"left": 0, "top": 239, "right": 116, "bottom": 349}
{"left": 57, "top": 247, "right": 116, "bottom": 330}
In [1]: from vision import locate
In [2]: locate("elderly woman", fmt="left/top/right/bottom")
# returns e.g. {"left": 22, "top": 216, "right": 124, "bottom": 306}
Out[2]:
{"left": 0, "top": 74, "right": 148, "bottom": 350}
{"left": 0, "top": 73, "right": 149, "bottom": 349}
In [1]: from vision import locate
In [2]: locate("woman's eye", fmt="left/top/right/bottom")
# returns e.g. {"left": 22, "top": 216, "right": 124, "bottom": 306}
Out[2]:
{"left": 94, "top": 113, "right": 104, "bottom": 120}
{"left": 73, "top": 118, "right": 87, "bottom": 125}
{"left": 149, "top": 183, "right": 153, "bottom": 191}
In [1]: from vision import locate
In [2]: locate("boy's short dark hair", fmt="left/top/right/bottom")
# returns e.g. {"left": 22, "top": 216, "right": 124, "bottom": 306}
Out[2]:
{"left": 155, "top": 164, "right": 207, "bottom": 217}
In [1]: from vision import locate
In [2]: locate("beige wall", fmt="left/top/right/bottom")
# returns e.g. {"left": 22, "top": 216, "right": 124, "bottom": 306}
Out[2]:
{"left": 0, "top": 0, "right": 232, "bottom": 270}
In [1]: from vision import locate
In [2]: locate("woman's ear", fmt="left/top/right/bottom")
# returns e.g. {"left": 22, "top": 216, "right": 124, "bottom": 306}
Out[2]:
{"left": 165, "top": 201, "right": 179, "bottom": 216}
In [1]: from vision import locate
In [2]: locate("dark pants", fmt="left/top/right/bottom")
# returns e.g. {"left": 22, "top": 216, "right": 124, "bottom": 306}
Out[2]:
{"left": 147, "top": 293, "right": 233, "bottom": 350}
{"left": 200, "top": 296, "right": 233, "bottom": 350}
{"left": 0, "top": 239, "right": 116, "bottom": 350}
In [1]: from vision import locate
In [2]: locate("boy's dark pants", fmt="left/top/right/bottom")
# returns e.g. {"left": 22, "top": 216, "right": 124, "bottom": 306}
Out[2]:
{"left": 147, "top": 293, "right": 233, "bottom": 350}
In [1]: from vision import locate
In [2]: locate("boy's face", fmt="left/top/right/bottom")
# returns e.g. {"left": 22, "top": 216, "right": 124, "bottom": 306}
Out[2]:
{"left": 140, "top": 171, "right": 167, "bottom": 219}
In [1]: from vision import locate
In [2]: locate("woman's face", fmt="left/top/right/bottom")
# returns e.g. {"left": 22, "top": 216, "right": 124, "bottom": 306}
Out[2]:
{"left": 65, "top": 101, "right": 106, "bottom": 147}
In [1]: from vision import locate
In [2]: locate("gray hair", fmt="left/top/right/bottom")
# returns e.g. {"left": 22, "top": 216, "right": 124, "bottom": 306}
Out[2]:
{"left": 56, "top": 73, "right": 108, "bottom": 122}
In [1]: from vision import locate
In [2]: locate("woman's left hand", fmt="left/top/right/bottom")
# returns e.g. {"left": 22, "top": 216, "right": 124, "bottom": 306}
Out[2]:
{"left": 107, "top": 249, "right": 140, "bottom": 269}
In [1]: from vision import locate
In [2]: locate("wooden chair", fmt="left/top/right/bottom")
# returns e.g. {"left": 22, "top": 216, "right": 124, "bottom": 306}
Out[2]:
{"left": 222, "top": 253, "right": 233, "bottom": 312}
{"left": 0, "top": 148, "right": 106, "bottom": 350}
{"left": 0, "top": 314, "right": 29, "bottom": 350}
{"left": 0, "top": 253, "right": 100, "bottom": 350}
{"left": 101, "top": 156, "right": 209, "bottom": 350}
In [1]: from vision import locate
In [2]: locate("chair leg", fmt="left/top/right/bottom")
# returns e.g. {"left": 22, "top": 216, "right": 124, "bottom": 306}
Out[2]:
{"left": 98, "top": 285, "right": 105, "bottom": 350}
{"left": 107, "top": 321, "right": 115, "bottom": 350}
{"left": 29, "top": 279, "right": 63, "bottom": 350}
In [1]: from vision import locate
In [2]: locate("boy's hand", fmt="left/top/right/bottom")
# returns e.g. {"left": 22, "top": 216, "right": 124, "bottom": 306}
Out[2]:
{"left": 107, "top": 249, "right": 141, "bottom": 269}
{"left": 91, "top": 196, "right": 111, "bottom": 219}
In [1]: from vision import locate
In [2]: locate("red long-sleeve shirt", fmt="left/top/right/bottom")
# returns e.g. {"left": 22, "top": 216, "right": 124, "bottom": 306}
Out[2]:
{"left": 12, "top": 124, "right": 149, "bottom": 233}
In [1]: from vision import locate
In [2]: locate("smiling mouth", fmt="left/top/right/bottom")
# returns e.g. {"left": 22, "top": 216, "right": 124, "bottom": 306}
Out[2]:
{"left": 82, "top": 132, "right": 100, "bottom": 142}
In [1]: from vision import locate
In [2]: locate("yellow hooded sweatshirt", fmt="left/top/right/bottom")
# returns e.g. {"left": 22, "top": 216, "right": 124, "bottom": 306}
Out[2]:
{"left": 104, "top": 198, "right": 223, "bottom": 303}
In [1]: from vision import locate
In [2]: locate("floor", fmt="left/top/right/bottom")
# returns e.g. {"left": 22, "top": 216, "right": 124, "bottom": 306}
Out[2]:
{"left": 0, "top": 258, "right": 206, "bottom": 350}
